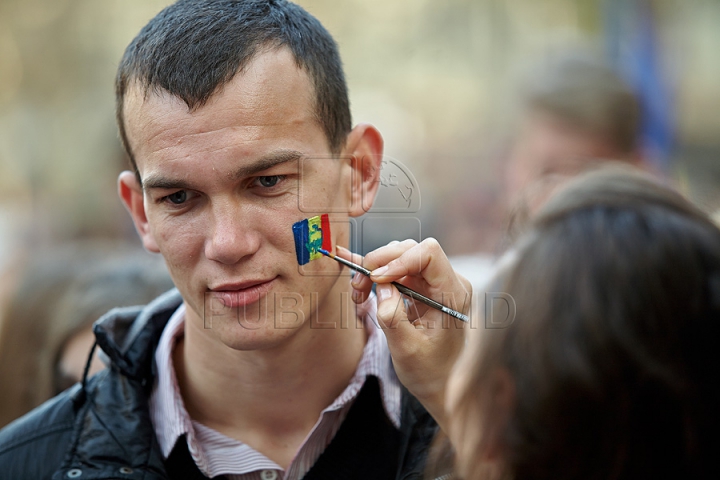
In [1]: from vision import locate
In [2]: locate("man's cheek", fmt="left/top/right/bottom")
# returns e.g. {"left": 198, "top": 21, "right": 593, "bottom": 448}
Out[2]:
{"left": 164, "top": 240, "right": 200, "bottom": 270}
{"left": 152, "top": 215, "right": 201, "bottom": 247}
{"left": 153, "top": 228, "right": 201, "bottom": 273}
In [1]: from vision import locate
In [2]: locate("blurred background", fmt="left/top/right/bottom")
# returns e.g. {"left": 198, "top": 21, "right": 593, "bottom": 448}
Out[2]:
{"left": 1, "top": 0, "right": 719, "bottom": 276}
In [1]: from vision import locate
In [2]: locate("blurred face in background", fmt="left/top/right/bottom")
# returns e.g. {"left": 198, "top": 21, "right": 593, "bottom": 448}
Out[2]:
{"left": 504, "top": 110, "right": 630, "bottom": 207}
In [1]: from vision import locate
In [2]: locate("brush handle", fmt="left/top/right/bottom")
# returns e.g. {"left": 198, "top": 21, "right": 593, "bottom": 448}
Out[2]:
{"left": 318, "top": 248, "right": 469, "bottom": 323}
{"left": 325, "top": 251, "right": 372, "bottom": 276}
{"left": 390, "top": 282, "right": 470, "bottom": 323}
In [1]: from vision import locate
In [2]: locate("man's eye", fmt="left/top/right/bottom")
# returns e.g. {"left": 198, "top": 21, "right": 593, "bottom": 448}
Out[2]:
{"left": 166, "top": 191, "right": 188, "bottom": 204}
{"left": 256, "top": 176, "right": 283, "bottom": 188}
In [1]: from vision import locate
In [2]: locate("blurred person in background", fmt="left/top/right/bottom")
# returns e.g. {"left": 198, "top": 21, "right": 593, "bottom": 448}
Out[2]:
{"left": 0, "top": 243, "right": 173, "bottom": 428}
{"left": 504, "top": 51, "right": 645, "bottom": 206}
{"left": 450, "top": 50, "right": 649, "bottom": 289}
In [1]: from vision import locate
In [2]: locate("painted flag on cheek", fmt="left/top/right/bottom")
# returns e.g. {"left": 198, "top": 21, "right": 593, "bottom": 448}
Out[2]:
{"left": 292, "top": 214, "right": 332, "bottom": 265}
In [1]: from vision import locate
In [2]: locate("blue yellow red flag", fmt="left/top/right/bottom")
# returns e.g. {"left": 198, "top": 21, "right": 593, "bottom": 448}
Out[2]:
{"left": 292, "top": 214, "right": 332, "bottom": 265}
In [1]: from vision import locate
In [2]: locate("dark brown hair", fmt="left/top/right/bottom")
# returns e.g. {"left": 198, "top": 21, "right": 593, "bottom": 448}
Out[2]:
{"left": 116, "top": 0, "right": 351, "bottom": 183}
{"left": 453, "top": 166, "right": 720, "bottom": 479}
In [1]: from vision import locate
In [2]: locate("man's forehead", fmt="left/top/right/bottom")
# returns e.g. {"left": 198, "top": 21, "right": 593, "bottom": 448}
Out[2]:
{"left": 122, "top": 46, "right": 314, "bottom": 120}
{"left": 123, "top": 83, "right": 185, "bottom": 140}
{"left": 121, "top": 47, "right": 320, "bottom": 170}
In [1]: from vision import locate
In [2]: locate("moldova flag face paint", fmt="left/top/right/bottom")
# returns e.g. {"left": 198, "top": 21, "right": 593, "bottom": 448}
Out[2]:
{"left": 292, "top": 214, "right": 332, "bottom": 265}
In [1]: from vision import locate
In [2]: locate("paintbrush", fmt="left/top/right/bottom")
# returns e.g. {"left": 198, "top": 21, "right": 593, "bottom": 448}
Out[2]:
{"left": 318, "top": 248, "right": 469, "bottom": 323}
{"left": 292, "top": 215, "right": 469, "bottom": 323}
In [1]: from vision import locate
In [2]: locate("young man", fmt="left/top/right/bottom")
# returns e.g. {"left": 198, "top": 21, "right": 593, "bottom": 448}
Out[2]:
{"left": 0, "top": 1, "right": 468, "bottom": 478}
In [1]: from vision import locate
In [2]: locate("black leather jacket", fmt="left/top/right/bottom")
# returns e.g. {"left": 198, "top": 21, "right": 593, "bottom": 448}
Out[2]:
{"left": 0, "top": 290, "right": 440, "bottom": 479}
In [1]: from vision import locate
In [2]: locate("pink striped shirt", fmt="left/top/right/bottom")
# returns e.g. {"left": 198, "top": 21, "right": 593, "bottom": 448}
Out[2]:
{"left": 149, "top": 293, "right": 401, "bottom": 480}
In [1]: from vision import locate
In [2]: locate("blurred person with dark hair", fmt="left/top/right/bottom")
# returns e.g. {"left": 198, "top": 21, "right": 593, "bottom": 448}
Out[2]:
{"left": 0, "top": 244, "right": 174, "bottom": 429}
{"left": 359, "top": 166, "right": 720, "bottom": 479}
{"left": 451, "top": 51, "right": 648, "bottom": 288}
{"left": 0, "top": 1, "right": 464, "bottom": 478}
{"left": 447, "top": 166, "right": 720, "bottom": 479}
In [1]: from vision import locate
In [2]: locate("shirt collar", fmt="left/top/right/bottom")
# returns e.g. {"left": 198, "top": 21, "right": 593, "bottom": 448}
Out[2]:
{"left": 149, "top": 292, "right": 401, "bottom": 466}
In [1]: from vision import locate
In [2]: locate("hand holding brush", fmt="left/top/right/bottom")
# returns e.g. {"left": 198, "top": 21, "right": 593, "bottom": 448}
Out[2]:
{"left": 337, "top": 239, "right": 472, "bottom": 433}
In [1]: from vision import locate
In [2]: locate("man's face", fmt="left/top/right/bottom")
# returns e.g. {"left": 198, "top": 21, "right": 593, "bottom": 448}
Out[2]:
{"left": 505, "top": 111, "right": 621, "bottom": 207}
{"left": 120, "top": 47, "right": 372, "bottom": 350}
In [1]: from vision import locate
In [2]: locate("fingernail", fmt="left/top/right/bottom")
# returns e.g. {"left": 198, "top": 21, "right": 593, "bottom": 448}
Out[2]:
{"left": 351, "top": 273, "right": 362, "bottom": 288}
{"left": 377, "top": 284, "right": 393, "bottom": 303}
{"left": 371, "top": 265, "right": 389, "bottom": 277}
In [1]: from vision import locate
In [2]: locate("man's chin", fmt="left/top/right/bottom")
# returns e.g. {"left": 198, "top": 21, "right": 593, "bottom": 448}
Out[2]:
{"left": 212, "top": 323, "right": 306, "bottom": 352}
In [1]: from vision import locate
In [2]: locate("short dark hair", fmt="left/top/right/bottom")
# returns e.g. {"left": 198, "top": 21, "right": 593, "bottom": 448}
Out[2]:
{"left": 115, "top": 0, "right": 351, "bottom": 181}
{"left": 455, "top": 167, "right": 720, "bottom": 478}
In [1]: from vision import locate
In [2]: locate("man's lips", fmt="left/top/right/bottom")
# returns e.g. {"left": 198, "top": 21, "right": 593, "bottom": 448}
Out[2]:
{"left": 209, "top": 278, "right": 276, "bottom": 308}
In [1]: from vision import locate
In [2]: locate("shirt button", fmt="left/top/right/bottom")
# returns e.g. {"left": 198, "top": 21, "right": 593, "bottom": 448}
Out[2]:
{"left": 261, "top": 470, "right": 279, "bottom": 480}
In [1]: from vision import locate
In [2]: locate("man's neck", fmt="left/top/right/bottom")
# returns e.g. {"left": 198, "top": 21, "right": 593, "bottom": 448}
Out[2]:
{"left": 172, "top": 285, "right": 368, "bottom": 468}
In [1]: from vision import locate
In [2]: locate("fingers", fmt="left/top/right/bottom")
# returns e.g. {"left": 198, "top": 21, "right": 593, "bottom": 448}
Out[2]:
{"left": 339, "top": 239, "right": 471, "bottom": 316}
{"left": 364, "top": 239, "right": 420, "bottom": 275}
{"left": 338, "top": 241, "right": 421, "bottom": 305}
{"left": 335, "top": 244, "right": 365, "bottom": 266}
{"left": 376, "top": 284, "right": 423, "bottom": 334}
{"left": 375, "top": 284, "right": 405, "bottom": 329}
{"left": 387, "top": 239, "right": 471, "bottom": 317}
{"left": 370, "top": 238, "right": 466, "bottom": 297}
{"left": 336, "top": 246, "right": 374, "bottom": 303}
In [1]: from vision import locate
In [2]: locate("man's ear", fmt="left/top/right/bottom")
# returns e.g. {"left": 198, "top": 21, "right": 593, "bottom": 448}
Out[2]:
{"left": 118, "top": 171, "right": 160, "bottom": 253}
{"left": 343, "top": 123, "right": 383, "bottom": 217}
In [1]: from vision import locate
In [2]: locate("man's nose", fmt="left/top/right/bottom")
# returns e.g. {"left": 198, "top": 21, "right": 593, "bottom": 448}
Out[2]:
{"left": 205, "top": 200, "right": 261, "bottom": 265}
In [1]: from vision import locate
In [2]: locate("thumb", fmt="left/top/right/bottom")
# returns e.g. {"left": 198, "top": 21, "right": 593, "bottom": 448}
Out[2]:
{"left": 376, "top": 284, "right": 404, "bottom": 329}
{"left": 376, "top": 284, "right": 421, "bottom": 334}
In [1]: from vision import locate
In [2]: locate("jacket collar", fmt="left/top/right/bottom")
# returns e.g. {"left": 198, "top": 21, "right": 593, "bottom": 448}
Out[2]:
{"left": 54, "top": 290, "right": 183, "bottom": 480}
{"left": 92, "top": 288, "right": 182, "bottom": 382}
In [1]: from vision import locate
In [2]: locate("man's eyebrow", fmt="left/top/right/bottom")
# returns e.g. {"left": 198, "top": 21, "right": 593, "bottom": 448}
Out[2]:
{"left": 142, "top": 176, "right": 193, "bottom": 191}
{"left": 142, "top": 150, "right": 304, "bottom": 190}
{"left": 230, "top": 150, "right": 303, "bottom": 180}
